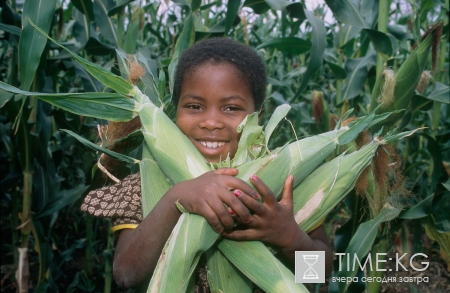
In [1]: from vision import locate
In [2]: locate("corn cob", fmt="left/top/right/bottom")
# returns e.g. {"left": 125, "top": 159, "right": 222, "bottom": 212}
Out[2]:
{"left": 213, "top": 129, "right": 419, "bottom": 293}
{"left": 147, "top": 106, "right": 385, "bottom": 293}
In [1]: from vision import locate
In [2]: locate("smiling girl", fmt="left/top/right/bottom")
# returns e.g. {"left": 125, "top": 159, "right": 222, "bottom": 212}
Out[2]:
{"left": 81, "top": 38, "right": 332, "bottom": 292}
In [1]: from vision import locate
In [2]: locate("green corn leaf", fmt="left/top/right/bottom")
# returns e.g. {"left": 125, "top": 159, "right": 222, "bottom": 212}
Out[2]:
{"left": 28, "top": 19, "right": 134, "bottom": 96}
{"left": 398, "top": 193, "right": 434, "bottom": 220}
{"left": 19, "top": 0, "right": 57, "bottom": 91}
{"left": 338, "top": 24, "right": 362, "bottom": 48}
{"left": 296, "top": 10, "right": 327, "bottom": 96}
{"left": 342, "top": 53, "right": 376, "bottom": 101}
{"left": 158, "top": 69, "right": 166, "bottom": 100}
{"left": 243, "top": 0, "right": 271, "bottom": 14}
{"left": 427, "top": 82, "right": 450, "bottom": 103}
{"left": 424, "top": 219, "right": 450, "bottom": 271}
{"left": 93, "top": 0, "right": 117, "bottom": 44}
{"left": 286, "top": 2, "right": 306, "bottom": 20}
{"left": 123, "top": 8, "right": 144, "bottom": 54}
{"left": 0, "top": 81, "right": 139, "bottom": 122}
{"left": 173, "top": 13, "right": 195, "bottom": 60}
{"left": 256, "top": 37, "right": 312, "bottom": 55}
{"left": 72, "top": 0, "right": 94, "bottom": 21}
{"left": 394, "top": 34, "right": 432, "bottom": 111}
{"left": 364, "top": 29, "right": 394, "bottom": 58}
{"left": 168, "top": 57, "right": 179, "bottom": 94}
{"left": 62, "top": 130, "right": 140, "bottom": 164}
{"left": 0, "top": 23, "right": 21, "bottom": 36}
{"left": 225, "top": 0, "right": 241, "bottom": 34}
{"left": 324, "top": 0, "right": 368, "bottom": 28}
{"left": 37, "top": 185, "right": 90, "bottom": 218}
{"left": 108, "top": 0, "right": 134, "bottom": 16}
{"left": 338, "top": 204, "right": 402, "bottom": 293}
{"left": 326, "top": 61, "right": 348, "bottom": 79}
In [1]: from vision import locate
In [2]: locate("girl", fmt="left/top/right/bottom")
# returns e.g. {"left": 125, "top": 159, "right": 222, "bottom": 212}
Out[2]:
{"left": 82, "top": 37, "right": 333, "bottom": 292}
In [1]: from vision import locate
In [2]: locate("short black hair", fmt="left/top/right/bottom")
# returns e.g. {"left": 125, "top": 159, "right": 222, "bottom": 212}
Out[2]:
{"left": 173, "top": 37, "right": 267, "bottom": 110}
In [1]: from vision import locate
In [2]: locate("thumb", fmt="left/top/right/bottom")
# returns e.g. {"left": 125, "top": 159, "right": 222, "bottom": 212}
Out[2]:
{"left": 214, "top": 168, "right": 239, "bottom": 176}
{"left": 280, "top": 175, "right": 294, "bottom": 205}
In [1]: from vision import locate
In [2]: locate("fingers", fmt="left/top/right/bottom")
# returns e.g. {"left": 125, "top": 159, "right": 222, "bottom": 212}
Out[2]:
{"left": 212, "top": 169, "right": 259, "bottom": 199}
{"left": 218, "top": 188, "right": 251, "bottom": 224}
{"left": 222, "top": 228, "right": 261, "bottom": 241}
{"left": 214, "top": 168, "right": 239, "bottom": 176}
{"left": 249, "top": 174, "right": 276, "bottom": 205}
{"left": 226, "top": 177, "right": 259, "bottom": 199}
{"left": 199, "top": 204, "right": 227, "bottom": 233}
{"left": 280, "top": 175, "right": 294, "bottom": 204}
{"left": 207, "top": 187, "right": 245, "bottom": 230}
{"left": 233, "top": 189, "right": 264, "bottom": 217}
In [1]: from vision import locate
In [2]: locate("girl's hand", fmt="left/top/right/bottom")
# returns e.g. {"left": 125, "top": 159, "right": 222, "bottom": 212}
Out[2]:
{"left": 222, "top": 174, "right": 305, "bottom": 249}
{"left": 171, "top": 168, "right": 258, "bottom": 233}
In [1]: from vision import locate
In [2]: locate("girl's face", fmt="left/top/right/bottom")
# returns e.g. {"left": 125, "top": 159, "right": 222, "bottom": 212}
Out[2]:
{"left": 176, "top": 63, "right": 255, "bottom": 163}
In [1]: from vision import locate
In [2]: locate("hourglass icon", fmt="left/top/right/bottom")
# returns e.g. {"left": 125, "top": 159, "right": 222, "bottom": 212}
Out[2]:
{"left": 303, "top": 255, "right": 319, "bottom": 279}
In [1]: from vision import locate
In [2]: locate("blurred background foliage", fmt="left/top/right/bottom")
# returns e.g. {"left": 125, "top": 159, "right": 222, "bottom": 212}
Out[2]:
{"left": 0, "top": 0, "right": 448, "bottom": 292}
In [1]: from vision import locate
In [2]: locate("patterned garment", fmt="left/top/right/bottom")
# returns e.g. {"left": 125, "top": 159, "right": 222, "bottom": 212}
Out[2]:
{"left": 81, "top": 173, "right": 143, "bottom": 230}
{"left": 81, "top": 173, "right": 265, "bottom": 293}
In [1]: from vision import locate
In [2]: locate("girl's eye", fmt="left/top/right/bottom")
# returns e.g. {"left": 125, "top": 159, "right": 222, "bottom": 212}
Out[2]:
{"left": 186, "top": 104, "right": 201, "bottom": 110}
{"left": 224, "top": 106, "right": 241, "bottom": 112}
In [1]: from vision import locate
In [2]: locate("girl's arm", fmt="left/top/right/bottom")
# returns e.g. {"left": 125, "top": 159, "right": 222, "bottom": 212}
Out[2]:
{"left": 222, "top": 174, "right": 333, "bottom": 275}
{"left": 113, "top": 189, "right": 181, "bottom": 288}
{"left": 113, "top": 168, "right": 257, "bottom": 288}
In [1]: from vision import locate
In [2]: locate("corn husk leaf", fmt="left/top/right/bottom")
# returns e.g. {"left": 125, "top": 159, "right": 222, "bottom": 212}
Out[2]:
{"left": 205, "top": 247, "right": 253, "bottom": 293}
{"left": 232, "top": 112, "right": 264, "bottom": 166}
{"left": 147, "top": 213, "right": 218, "bottom": 292}
{"left": 264, "top": 104, "right": 291, "bottom": 146}
{"left": 140, "top": 158, "right": 171, "bottom": 217}
{"left": 217, "top": 240, "right": 308, "bottom": 293}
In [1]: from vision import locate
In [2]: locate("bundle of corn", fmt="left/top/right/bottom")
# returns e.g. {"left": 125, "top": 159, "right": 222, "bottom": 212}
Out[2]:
{"left": 0, "top": 22, "right": 419, "bottom": 293}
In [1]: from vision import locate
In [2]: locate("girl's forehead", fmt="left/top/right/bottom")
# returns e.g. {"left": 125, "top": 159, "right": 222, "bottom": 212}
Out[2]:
{"left": 196, "top": 61, "right": 243, "bottom": 74}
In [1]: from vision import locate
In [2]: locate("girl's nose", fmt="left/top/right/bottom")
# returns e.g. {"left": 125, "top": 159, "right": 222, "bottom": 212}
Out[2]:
{"left": 198, "top": 111, "right": 225, "bottom": 130}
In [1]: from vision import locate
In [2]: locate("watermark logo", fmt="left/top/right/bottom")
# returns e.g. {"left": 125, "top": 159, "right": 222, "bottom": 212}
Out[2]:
{"left": 331, "top": 253, "right": 430, "bottom": 285}
{"left": 295, "top": 251, "right": 325, "bottom": 283}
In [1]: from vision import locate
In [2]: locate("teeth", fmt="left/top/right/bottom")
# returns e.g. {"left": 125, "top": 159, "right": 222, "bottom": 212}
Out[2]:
{"left": 199, "top": 141, "right": 225, "bottom": 148}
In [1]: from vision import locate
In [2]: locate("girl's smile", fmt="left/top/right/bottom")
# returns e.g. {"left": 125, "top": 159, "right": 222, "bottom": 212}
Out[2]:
{"left": 176, "top": 63, "right": 256, "bottom": 163}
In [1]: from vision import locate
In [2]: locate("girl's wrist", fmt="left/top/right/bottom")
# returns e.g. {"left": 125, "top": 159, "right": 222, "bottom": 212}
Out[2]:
{"left": 279, "top": 226, "right": 313, "bottom": 256}
{"left": 164, "top": 185, "right": 184, "bottom": 215}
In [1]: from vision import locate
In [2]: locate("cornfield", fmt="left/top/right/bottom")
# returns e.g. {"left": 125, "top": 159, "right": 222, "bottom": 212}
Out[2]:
{"left": 0, "top": 0, "right": 448, "bottom": 292}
